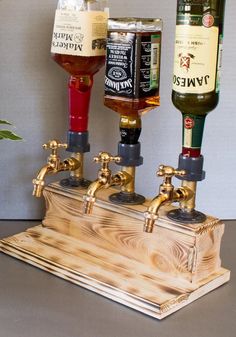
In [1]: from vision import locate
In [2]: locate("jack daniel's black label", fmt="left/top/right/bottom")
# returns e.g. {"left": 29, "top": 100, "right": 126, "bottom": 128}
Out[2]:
{"left": 105, "top": 32, "right": 161, "bottom": 99}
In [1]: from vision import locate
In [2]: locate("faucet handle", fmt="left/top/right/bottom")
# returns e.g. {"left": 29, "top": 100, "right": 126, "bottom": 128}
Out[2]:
{"left": 157, "top": 165, "right": 186, "bottom": 181}
{"left": 42, "top": 140, "right": 68, "bottom": 156}
{"left": 93, "top": 152, "right": 121, "bottom": 171}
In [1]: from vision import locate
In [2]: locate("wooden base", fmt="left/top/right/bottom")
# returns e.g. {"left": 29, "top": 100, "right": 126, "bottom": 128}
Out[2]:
{"left": 0, "top": 183, "right": 230, "bottom": 319}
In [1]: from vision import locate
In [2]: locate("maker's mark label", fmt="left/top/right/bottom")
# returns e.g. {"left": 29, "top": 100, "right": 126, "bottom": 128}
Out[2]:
{"left": 51, "top": 10, "right": 108, "bottom": 57}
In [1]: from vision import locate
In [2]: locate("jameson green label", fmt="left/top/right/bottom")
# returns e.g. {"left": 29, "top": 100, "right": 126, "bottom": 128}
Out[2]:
{"left": 105, "top": 32, "right": 161, "bottom": 98}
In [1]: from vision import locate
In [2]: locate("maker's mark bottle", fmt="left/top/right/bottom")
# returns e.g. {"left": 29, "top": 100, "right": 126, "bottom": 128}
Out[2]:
{"left": 50, "top": 0, "right": 109, "bottom": 187}
{"left": 51, "top": 0, "right": 109, "bottom": 134}
{"left": 172, "top": 0, "right": 225, "bottom": 158}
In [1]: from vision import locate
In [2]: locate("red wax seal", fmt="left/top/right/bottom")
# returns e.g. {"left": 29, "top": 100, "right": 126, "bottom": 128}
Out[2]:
{"left": 184, "top": 116, "right": 195, "bottom": 130}
{"left": 68, "top": 76, "right": 93, "bottom": 133}
{"left": 202, "top": 14, "right": 214, "bottom": 28}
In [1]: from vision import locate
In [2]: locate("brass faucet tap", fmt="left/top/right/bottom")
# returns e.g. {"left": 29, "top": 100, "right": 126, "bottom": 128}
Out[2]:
{"left": 144, "top": 165, "right": 193, "bottom": 233}
{"left": 83, "top": 152, "right": 132, "bottom": 214}
{"left": 32, "top": 140, "right": 80, "bottom": 197}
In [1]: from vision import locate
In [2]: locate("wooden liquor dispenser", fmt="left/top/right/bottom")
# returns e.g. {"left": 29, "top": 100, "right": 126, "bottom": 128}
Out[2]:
{"left": 0, "top": 180, "right": 230, "bottom": 319}
{"left": 0, "top": 2, "right": 230, "bottom": 321}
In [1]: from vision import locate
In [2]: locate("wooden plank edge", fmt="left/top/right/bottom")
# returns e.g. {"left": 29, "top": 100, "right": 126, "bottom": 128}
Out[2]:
{"left": 0, "top": 238, "right": 230, "bottom": 320}
{"left": 160, "top": 270, "right": 230, "bottom": 318}
{"left": 0, "top": 240, "right": 163, "bottom": 318}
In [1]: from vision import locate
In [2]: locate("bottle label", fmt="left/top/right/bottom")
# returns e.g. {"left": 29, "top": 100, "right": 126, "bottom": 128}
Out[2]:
{"left": 216, "top": 34, "right": 223, "bottom": 93}
{"left": 139, "top": 35, "right": 161, "bottom": 97}
{"left": 105, "top": 32, "right": 161, "bottom": 98}
{"left": 182, "top": 114, "right": 206, "bottom": 157}
{"left": 173, "top": 15, "right": 219, "bottom": 94}
{"left": 51, "top": 10, "right": 108, "bottom": 57}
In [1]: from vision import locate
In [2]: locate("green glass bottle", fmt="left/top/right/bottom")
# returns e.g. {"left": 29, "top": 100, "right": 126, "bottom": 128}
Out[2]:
{"left": 172, "top": 0, "right": 225, "bottom": 157}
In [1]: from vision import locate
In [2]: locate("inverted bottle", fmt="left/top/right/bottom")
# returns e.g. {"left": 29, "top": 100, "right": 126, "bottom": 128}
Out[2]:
{"left": 51, "top": 0, "right": 108, "bottom": 134}
{"left": 104, "top": 18, "right": 162, "bottom": 117}
{"left": 50, "top": 0, "right": 109, "bottom": 187}
{"left": 168, "top": 0, "right": 226, "bottom": 224}
{"left": 172, "top": 0, "right": 225, "bottom": 158}
{"left": 103, "top": 18, "right": 162, "bottom": 205}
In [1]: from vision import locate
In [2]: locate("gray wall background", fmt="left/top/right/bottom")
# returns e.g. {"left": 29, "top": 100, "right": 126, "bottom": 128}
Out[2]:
{"left": 0, "top": 0, "right": 235, "bottom": 220}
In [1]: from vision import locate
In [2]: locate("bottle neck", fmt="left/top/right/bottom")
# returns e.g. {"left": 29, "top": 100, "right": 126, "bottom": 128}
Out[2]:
{"left": 68, "top": 75, "right": 93, "bottom": 132}
{"left": 120, "top": 115, "right": 142, "bottom": 145}
{"left": 177, "top": 0, "right": 225, "bottom": 25}
{"left": 182, "top": 113, "right": 206, "bottom": 157}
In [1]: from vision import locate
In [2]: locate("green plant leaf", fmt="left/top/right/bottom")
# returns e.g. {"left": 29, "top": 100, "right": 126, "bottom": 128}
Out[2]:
{"left": 0, "top": 130, "right": 23, "bottom": 140}
{"left": 0, "top": 120, "right": 12, "bottom": 126}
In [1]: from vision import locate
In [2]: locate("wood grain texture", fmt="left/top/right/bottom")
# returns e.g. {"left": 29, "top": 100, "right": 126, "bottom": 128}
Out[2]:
{"left": 0, "top": 182, "right": 230, "bottom": 319}
{"left": 0, "top": 225, "right": 230, "bottom": 319}
{"left": 42, "top": 183, "right": 224, "bottom": 283}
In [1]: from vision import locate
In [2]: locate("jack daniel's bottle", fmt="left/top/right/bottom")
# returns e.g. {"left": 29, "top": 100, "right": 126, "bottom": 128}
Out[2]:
{"left": 172, "top": 0, "right": 225, "bottom": 157}
{"left": 104, "top": 18, "right": 162, "bottom": 151}
{"left": 104, "top": 18, "right": 162, "bottom": 117}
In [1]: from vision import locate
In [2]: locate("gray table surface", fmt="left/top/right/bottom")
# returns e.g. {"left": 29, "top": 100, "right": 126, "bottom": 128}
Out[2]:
{"left": 0, "top": 220, "right": 235, "bottom": 337}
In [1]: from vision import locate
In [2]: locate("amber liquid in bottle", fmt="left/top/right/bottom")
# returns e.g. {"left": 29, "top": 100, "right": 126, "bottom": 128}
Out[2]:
{"left": 52, "top": 53, "right": 105, "bottom": 99}
{"left": 104, "top": 31, "right": 161, "bottom": 116}
{"left": 104, "top": 19, "right": 162, "bottom": 117}
{"left": 52, "top": 54, "right": 105, "bottom": 77}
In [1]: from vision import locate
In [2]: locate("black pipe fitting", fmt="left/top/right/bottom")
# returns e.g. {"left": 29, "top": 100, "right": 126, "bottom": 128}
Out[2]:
{"left": 117, "top": 142, "right": 143, "bottom": 167}
{"left": 67, "top": 131, "right": 90, "bottom": 153}
{"left": 176, "top": 154, "right": 206, "bottom": 182}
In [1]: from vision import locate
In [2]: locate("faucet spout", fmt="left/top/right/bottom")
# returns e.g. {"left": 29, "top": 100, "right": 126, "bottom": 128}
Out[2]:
{"left": 83, "top": 178, "right": 108, "bottom": 214}
{"left": 32, "top": 157, "right": 80, "bottom": 198}
{"left": 32, "top": 165, "right": 55, "bottom": 198}
{"left": 32, "top": 140, "right": 80, "bottom": 198}
{"left": 83, "top": 152, "right": 131, "bottom": 214}
{"left": 83, "top": 171, "right": 130, "bottom": 214}
{"left": 144, "top": 194, "right": 169, "bottom": 233}
{"left": 143, "top": 165, "right": 190, "bottom": 233}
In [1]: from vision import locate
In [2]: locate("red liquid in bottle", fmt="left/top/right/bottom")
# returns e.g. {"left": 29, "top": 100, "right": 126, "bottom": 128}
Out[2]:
{"left": 52, "top": 53, "right": 105, "bottom": 132}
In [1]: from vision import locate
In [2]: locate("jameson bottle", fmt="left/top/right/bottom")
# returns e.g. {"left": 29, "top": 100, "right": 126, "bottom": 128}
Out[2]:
{"left": 172, "top": 0, "right": 225, "bottom": 158}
